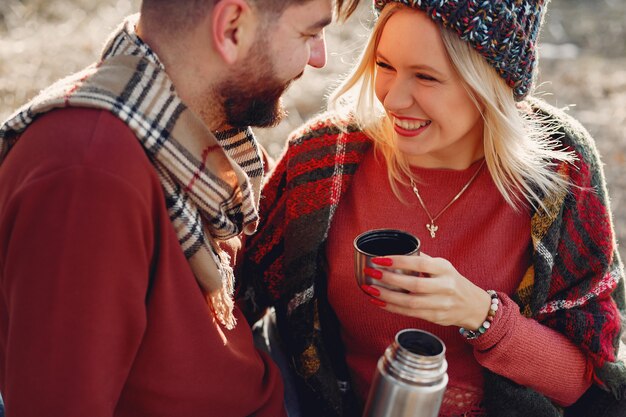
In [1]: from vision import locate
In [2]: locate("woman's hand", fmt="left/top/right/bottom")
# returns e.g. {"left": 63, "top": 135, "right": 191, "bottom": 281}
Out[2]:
{"left": 362, "top": 253, "right": 492, "bottom": 329}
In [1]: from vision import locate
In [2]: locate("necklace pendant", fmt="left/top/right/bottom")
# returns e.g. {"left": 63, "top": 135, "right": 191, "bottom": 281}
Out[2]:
{"left": 426, "top": 222, "right": 438, "bottom": 239}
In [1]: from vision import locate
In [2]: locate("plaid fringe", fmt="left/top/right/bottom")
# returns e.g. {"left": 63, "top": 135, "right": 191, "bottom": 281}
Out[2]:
{"left": 0, "top": 15, "right": 264, "bottom": 329}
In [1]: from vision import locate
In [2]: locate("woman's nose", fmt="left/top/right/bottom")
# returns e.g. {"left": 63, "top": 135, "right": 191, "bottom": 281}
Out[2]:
{"left": 383, "top": 78, "right": 414, "bottom": 111}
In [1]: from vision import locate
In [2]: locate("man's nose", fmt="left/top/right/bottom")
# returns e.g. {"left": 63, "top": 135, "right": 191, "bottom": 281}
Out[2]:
{"left": 308, "top": 35, "right": 327, "bottom": 69}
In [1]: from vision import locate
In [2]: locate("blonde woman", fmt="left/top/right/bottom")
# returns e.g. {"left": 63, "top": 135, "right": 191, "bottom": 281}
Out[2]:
{"left": 242, "top": 1, "right": 626, "bottom": 416}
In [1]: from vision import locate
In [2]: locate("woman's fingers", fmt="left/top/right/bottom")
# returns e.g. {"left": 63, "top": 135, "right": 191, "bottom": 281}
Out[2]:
{"left": 369, "top": 269, "right": 440, "bottom": 294}
{"left": 365, "top": 285, "right": 453, "bottom": 325}
{"left": 378, "top": 286, "right": 449, "bottom": 310}
{"left": 372, "top": 253, "right": 454, "bottom": 277}
{"left": 362, "top": 253, "right": 489, "bottom": 327}
{"left": 363, "top": 271, "right": 492, "bottom": 328}
{"left": 365, "top": 254, "right": 457, "bottom": 295}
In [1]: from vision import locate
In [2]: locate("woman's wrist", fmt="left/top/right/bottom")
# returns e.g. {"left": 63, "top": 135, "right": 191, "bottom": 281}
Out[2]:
{"left": 459, "top": 290, "right": 499, "bottom": 340}
{"left": 460, "top": 288, "right": 492, "bottom": 330}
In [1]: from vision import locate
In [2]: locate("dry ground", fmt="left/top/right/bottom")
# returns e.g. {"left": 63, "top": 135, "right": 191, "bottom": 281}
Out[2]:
{"left": 1, "top": 0, "right": 625, "bottom": 264}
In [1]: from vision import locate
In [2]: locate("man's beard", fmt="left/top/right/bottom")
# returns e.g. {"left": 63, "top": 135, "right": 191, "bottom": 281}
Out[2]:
{"left": 217, "top": 37, "right": 300, "bottom": 128}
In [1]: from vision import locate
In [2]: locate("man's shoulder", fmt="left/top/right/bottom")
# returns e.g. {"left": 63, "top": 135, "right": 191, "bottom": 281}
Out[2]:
{"left": 15, "top": 107, "right": 155, "bottom": 184}
{"left": 0, "top": 107, "right": 162, "bottom": 209}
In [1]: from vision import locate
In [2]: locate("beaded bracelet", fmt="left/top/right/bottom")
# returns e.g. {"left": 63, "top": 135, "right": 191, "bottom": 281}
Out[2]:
{"left": 459, "top": 290, "right": 499, "bottom": 340}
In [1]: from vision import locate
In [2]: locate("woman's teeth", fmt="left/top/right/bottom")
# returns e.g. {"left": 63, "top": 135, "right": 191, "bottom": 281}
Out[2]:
{"left": 395, "top": 118, "right": 431, "bottom": 130}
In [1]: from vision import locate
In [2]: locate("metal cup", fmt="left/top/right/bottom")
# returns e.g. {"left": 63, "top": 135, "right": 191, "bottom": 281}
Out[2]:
{"left": 354, "top": 229, "right": 420, "bottom": 293}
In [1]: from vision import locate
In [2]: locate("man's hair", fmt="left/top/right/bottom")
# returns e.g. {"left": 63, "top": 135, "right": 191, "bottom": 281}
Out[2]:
{"left": 255, "top": 0, "right": 360, "bottom": 21}
{"left": 141, "top": 0, "right": 360, "bottom": 32}
{"left": 140, "top": 0, "right": 213, "bottom": 34}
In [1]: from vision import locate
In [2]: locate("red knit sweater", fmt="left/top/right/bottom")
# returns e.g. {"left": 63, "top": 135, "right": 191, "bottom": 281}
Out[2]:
{"left": 0, "top": 108, "right": 286, "bottom": 417}
{"left": 325, "top": 150, "right": 591, "bottom": 414}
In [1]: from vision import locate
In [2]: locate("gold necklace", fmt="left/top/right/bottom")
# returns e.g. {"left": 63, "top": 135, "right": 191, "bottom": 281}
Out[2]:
{"left": 410, "top": 160, "right": 486, "bottom": 239}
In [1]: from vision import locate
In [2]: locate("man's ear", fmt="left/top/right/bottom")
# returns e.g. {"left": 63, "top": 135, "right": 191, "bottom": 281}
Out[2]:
{"left": 211, "top": 0, "right": 257, "bottom": 65}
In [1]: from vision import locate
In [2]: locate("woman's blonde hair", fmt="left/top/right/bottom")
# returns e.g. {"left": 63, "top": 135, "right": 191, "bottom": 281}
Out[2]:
{"left": 328, "top": 3, "right": 574, "bottom": 211}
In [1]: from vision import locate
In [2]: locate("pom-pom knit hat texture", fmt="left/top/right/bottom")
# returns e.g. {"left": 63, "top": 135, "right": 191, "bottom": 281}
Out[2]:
{"left": 374, "top": 0, "right": 548, "bottom": 100}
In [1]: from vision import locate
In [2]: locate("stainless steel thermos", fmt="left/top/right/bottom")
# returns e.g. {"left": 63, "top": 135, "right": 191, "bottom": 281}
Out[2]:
{"left": 362, "top": 329, "right": 448, "bottom": 417}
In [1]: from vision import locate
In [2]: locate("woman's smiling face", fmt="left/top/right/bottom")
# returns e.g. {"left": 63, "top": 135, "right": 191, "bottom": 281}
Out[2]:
{"left": 374, "top": 7, "right": 484, "bottom": 169}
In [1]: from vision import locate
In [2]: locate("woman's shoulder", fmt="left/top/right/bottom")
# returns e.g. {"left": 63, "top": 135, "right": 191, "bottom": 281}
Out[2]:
{"left": 286, "top": 111, "right": 368, "bottom": 148}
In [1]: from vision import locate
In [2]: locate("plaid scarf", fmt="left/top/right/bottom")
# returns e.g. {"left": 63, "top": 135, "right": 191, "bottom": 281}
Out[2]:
{"left": 0, "top": 15, "right": 264, "bottom": 329}
{"left": 242, "top": 101, "right": 626, "bottom": 416}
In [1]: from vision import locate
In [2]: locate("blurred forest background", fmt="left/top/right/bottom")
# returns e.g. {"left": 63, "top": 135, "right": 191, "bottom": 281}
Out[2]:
{"left": 0, "top": 0, "right": 625, "bottom": 267}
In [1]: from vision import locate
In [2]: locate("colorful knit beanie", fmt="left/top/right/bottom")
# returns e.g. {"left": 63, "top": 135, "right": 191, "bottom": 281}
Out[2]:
{"left": 374, "top": 0, "right": 548, "bottom": 101}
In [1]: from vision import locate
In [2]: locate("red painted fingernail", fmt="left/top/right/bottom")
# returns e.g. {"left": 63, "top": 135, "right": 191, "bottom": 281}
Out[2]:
{"left": 372, "top": 257, "right": 393, "bottom": 267}
{"left": 364, "top": 267, "right": 383, "bottom": 279}
{"left": 368, "top": 298, "right": 387, "bottom": 307}
{"left": 361, "top": 284, "right": 381, "bottom": 297}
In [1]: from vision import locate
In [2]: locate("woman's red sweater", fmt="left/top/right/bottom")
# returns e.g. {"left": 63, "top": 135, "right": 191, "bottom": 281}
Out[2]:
{"left": 326, "top": 150, "right": 591, "bottom": 414}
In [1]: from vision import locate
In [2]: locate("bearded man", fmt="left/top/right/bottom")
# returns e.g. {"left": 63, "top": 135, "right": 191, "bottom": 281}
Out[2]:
{"left": 0, "top": 0, "right": 359, "bottom": 416}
